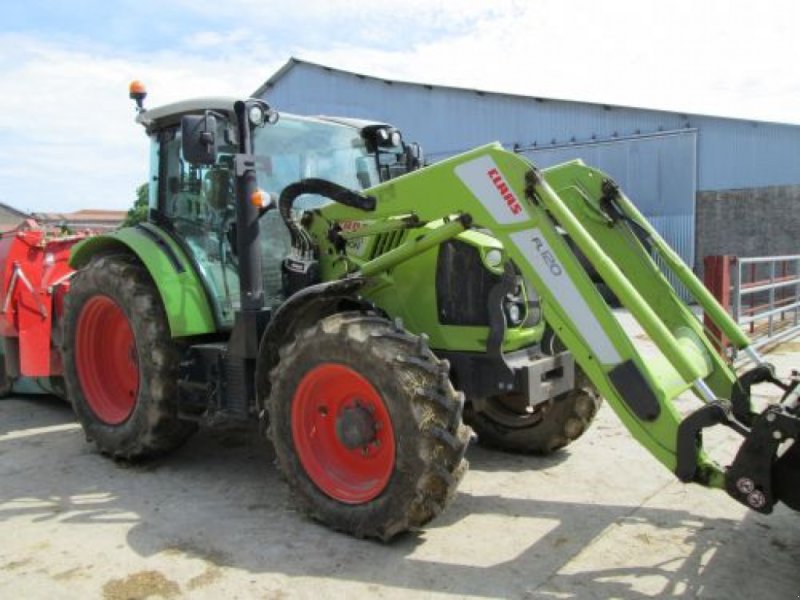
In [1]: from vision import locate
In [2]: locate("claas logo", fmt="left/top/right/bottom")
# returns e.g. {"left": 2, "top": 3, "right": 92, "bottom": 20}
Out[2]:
{"left": 487, "top": 168, "right": 523, "bottom": 215}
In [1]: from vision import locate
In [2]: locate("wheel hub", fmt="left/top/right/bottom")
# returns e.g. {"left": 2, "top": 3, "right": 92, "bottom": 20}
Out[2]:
{"left": 75, "top": 295, "right": 139, "bottom": 425}
{"left": 291, "top": 363, "right": 396, "bottom": 504}
{"left": 335, "top": 402, "right": 376, "bottom": 449}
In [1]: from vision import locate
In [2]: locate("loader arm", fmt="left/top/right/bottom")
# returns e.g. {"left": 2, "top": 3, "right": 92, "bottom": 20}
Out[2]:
{"left": 316, "top": 143, "right": 800, "bottom": 512}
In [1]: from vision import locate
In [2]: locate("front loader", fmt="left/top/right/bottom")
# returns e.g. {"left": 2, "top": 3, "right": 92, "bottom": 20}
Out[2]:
{"left": 52, "top": 85, "right": 800, "bottom": 540}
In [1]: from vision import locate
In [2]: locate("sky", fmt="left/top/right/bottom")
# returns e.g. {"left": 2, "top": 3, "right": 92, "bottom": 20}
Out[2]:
{"left": 1, "top": 0, "right": 798, "bottom": 214}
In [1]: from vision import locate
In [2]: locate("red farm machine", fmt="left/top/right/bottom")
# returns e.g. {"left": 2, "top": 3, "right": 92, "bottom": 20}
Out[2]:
{"left": 0, "top": 225, "right": 89, "bottom": 397}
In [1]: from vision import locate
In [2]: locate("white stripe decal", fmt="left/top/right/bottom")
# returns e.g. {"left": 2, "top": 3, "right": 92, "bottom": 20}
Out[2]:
{"left": 454, "top": 155, "right": 527, "bottom": 225}
{"left": 511, "top": 229, "right": 621, "bottom": 365}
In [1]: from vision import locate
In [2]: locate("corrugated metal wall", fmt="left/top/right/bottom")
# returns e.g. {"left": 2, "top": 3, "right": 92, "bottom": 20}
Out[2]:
{"left": 261, "top": 62, "right": 800, "bottom": 194}
{"left": 260, "top": 60, "right": 800, "bottom": 289}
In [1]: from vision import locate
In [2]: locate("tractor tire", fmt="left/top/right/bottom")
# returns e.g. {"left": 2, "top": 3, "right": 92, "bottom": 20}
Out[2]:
{"left": 62, "top": 255, "right": 196, "bottom": 461}
{"left": 266, "top": 312, "right": 470, "bottom": 541}
{"left": 464, "top": 372, "right": 601, "bottom": 455}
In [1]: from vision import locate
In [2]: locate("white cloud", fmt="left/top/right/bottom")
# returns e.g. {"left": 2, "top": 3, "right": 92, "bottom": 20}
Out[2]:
{"left": 184, "top": 29, "right": 251, "bottom": 48}
{"left": 1, "top": 0, "right": 798, "bottom": 214}
{"left": 173, "top": 0, "right": 519, "bottom": 32}
{"left": 0, "top": 34, "right": 283, "bottom": 213}
{"left": 296, "top": 0, "right": 800, "bottom": 124}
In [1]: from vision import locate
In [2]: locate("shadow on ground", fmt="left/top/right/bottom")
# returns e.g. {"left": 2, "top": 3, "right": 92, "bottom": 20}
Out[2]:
{"left": 1, "top": 395, "right": 799, "bottom": 598}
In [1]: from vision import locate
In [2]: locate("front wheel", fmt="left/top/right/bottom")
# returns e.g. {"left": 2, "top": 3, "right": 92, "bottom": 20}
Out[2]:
{"left": 465, "top": 372, "right": 601, "bottom": 454}
{"left": 62, "top": 255, "right": 196, "bottom": 460}
{"left": 265, "top": 313, "right": 470, "bottom": 540}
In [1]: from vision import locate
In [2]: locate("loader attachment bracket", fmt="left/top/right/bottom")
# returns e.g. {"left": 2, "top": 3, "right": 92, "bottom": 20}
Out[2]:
{"left": 731, "top": 364, "right": 790, "bottom": 426}
{"left": 725, "top": 406, "right": 800, "bottom": 513}
{"left": 676, "top": 402, "right": 733, "bottom": 484}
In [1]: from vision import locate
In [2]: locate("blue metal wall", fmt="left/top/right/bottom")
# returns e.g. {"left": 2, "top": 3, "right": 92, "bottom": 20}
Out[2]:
{"left": 260, "top": 61, "right": 800, "bottom": 193}
{"left": 259, "top": 59, "right": 800, "bottom": 282}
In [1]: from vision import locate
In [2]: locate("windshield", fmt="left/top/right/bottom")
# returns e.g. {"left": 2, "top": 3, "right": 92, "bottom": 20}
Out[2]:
{"left": 253, "top": 115, "right": 381, "bottom": 209}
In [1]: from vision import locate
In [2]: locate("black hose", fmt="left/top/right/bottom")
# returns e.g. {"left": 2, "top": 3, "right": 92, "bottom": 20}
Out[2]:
{"left": 278, "top": 178, "right": 376, "bottom": 249}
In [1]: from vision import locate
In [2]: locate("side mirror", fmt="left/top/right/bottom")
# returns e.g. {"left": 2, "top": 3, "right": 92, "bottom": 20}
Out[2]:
{"left": 181, "top": 114, "right": 218, "bottom": 165}
{"left": 405, "top": 142, "right": 424, "bottom": 171}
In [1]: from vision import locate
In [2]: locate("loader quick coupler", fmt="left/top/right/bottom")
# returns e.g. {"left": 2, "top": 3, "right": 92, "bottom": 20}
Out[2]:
{"left": 725, "top": 404, "right": 800, "bottom": 513}
{"left": 676, "top": 401, "right": 739, "bottom": 484}
{"left": 731, "top": 364, "right": 790, "bottom": 426}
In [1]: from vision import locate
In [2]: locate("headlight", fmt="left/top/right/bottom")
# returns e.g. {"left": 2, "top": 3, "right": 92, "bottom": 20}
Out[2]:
{"left": 505, "top": 302, "right": 523, "bottom": 325}
{"left": 248, "top": 104, "right": 265, "bottom": 126}
{"left": 484, "top": 248, "right": 503, "bottom": 269}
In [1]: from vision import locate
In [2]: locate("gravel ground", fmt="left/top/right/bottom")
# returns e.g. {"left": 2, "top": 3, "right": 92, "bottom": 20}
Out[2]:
{"left": 1, "top": 333, "right": 799, "bottom": 599}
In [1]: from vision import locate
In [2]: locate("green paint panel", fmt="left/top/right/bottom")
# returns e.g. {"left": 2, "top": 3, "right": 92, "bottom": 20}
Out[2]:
{"left": 312, "top": 206, "right": 540, "bottom": 353}
{"left": 70, "top": 225, "right": 216, "bottom": 337}
{"left": 313, "top": 144, "right": 748, "bottom": 487}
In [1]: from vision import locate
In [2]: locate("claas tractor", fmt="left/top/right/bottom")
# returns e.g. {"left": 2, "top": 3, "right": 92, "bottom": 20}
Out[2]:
{"left": 5, "top": 82, "right": 800, "bottom": 541}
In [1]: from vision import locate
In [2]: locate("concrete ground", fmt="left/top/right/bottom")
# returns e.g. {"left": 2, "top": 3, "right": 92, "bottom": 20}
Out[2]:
{"left": 2, "top": 333, "right": 800, "bottom": 598}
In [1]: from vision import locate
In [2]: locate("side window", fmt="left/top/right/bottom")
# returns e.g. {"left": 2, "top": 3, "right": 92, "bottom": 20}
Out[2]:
{"left": 157, "top": 126, "right": 240, "bottom": 326}
{"left": 160, "top": 128, "right": 231, "bottom": 225}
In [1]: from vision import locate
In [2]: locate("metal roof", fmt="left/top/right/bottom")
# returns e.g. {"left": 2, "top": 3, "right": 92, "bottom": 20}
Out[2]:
{"left": 135, "top": 95, "right": 389, "bottom": 135}
{"left": 316, "top": 116, "right": 390, "bottom": 130}
{"left": 136, "top": 97, "right": 240, "bottom": 129}
{"left": 256, "top": 57, "right": 799, "bottom": 128}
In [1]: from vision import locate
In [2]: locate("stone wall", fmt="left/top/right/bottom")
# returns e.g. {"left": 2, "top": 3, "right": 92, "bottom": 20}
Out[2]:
{"left": 695, "top": 184, "right": 800, "bottom": 277}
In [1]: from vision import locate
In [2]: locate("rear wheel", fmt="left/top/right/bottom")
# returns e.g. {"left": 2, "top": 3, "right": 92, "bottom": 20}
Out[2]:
{"left": 265, "top": 312, "right": 470, "bottom": 540}
{"left": 465, "top": 372, "right": 601, "bottom": 454}
{"left": 63, "top": 255, "right": 196, "bottom": 460}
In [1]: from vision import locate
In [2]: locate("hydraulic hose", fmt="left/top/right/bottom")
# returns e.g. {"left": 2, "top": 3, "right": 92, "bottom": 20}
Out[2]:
{"left": 278, "top": 178, "right": 376, "bottom": 251}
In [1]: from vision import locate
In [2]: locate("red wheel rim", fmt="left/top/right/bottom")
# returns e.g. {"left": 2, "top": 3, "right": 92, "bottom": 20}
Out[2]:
{"left": 292, "top": 364, "right": 396, "bottom": 504}
{"left": 75, "top": 296, "right": 139, "bottom": 425}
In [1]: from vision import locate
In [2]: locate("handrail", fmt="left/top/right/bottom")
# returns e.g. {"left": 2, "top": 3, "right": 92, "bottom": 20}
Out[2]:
{"left": 738, "top": 255, "right": 800, "bottom": 264}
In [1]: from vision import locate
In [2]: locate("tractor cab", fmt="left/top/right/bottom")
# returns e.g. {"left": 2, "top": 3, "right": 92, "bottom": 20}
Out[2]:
{"left": 135, "top": 97, "right": 419, "bottom": 326}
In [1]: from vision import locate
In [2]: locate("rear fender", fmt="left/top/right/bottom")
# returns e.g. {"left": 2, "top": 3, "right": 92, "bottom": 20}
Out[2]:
{"left": 69, "top": 224, "right": 216, "bottom": 337}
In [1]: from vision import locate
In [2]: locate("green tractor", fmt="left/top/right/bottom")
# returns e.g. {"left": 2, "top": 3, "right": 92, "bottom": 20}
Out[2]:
{"left": 60, "top": 85, "right": 800, "bottom": 540}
